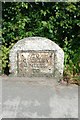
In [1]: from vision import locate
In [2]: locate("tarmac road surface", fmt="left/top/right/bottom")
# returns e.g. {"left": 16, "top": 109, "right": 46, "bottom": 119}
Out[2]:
{"left": 0, "top": 77, "right": 78, "bottom": 118}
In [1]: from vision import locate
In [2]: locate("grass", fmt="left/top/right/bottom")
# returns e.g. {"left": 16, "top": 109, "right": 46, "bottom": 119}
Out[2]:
{"left": 63, "top": 73, "right": 80, "bottom": 85}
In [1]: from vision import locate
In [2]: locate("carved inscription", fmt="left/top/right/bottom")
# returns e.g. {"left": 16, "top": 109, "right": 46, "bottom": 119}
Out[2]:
{"left": 17, "top": 51, "right": 54, "bottom": 76}
{"left": 28, "top": 53, "right": 52, "bottom": 68}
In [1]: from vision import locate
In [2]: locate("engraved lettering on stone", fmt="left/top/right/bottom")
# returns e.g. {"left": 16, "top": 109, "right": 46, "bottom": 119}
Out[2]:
{"left": 28, "top": 53, "right": 52, "bottom": 69}
{"left": 17, "top": 51, "right": 54, "bottom": 75}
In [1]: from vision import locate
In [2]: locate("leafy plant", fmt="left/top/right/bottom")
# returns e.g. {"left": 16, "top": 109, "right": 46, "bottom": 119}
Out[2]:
{"left": 2, "top": 2, "right": 80, "bottom": 82}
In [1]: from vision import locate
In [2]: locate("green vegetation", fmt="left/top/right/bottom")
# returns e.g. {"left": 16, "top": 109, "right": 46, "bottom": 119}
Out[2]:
{"left": 1, "top": 2, "right": 80, "bottom": 84}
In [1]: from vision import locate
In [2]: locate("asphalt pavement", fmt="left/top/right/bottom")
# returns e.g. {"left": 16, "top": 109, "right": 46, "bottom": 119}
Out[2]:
{"left": 0, "top": 77, "right": 78, "bottom": 118}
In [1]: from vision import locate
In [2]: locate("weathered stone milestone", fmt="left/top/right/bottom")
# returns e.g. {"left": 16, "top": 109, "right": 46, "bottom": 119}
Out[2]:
{"left": 9, "top": 37, "right": 64, "bottom": 79}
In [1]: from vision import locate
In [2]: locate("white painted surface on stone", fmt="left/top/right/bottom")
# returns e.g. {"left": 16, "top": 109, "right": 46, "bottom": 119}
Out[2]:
{"left": 9, "top": 37, "right": 64, "bottom": 80}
